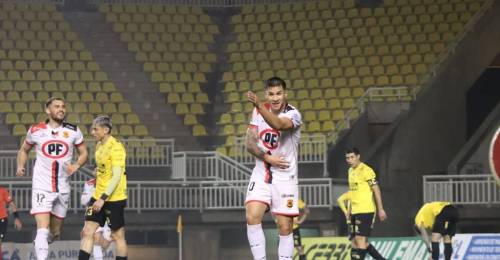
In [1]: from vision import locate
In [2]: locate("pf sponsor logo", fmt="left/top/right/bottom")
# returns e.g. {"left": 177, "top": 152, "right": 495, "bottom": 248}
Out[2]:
{"left": 260, "top": 129, "right": 280, "bottom": 150}
{"left": 41, "top": 140, "right": 69, "bottom": 159}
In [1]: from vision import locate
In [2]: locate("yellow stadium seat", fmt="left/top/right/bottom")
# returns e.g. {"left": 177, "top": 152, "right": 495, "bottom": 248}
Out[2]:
{"left": 192, "top": 124, "right": 207, "bottom": 136}
{"left": 184, "top": 114, "right": 198, "bottom": 126}
{"left": 13, "top": 124, "right": 27, "bottom": 136}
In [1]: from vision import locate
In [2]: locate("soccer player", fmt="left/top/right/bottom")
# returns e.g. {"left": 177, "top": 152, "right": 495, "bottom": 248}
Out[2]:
{"left": 292, "top": 199, "right": 309, "bottom": 260}
{"left": 81, "top": 179, "right": 114, "bottom": 260}
{"left": 16, "top": 97, "right": 88, "bottom": 260}
{"left": 346, "top": 147, "right": 387, "bottom": 260}
{"left": 0, "top": 186, "right": 23, "bottom": 257}
{"left": 337, "top": 191, "right": 386, "bottom": 260}
{"left": 415, "top": 201, "right": 459, "bottom": 260}
{"left": 79, "top": 115, "right": 128, "bottom": 260}
{"left": 245, "top": 76, "right": 302, "bottom": 260}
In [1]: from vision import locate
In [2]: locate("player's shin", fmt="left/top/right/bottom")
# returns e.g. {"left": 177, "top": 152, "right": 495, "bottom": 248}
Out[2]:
{"left": 247, "top": 223, "right": 266, "bottom": 260}
{"left": 34, "top": 228, "right": 49, "bottom": 260}
{"left": 444, "top": 243, "right": 452, "bottom": 260}
{"left": 431, "top": 242, "right": 440, "bottom": 260}
{"left": 278, "top": 233, "right": 293, "bottom": 260}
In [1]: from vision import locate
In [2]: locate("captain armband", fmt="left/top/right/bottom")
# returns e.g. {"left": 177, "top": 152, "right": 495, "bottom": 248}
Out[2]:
{"left": 367, "top": 179, "right": 378, "bottom": 186}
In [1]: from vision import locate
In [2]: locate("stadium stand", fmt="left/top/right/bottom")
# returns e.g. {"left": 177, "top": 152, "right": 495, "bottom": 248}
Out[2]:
{"left": 216, "top": 0, "right": 486, "bottom": 154}
{"left": 98, "top": 4, "right": 219, "bottom": 137}
{"left": 0, "top": 2, "right": 150, "bottom": 144}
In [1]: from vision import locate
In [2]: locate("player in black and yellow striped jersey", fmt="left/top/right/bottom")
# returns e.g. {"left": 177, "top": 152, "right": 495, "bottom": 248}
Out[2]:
{"left": 78, "top": 115, "right": 128, "bottom": 260}
{"left": 415, "top": 201, "right": 459, "bottom": 260}
{"left": 346, "top": 147, "right": 387, "bottom": 260}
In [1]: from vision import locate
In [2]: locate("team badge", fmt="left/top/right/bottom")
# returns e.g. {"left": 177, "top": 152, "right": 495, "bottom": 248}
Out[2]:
{"left": 287, "top": 199, "right": 293, "bottom": 208}
{"left": 63, "top": 131, "right": 70, "bottom": 138}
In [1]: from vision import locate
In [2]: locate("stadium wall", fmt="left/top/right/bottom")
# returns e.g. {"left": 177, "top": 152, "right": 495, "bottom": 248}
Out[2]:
{"left": 361, "top": 0, "right": 500, "bottom": 236}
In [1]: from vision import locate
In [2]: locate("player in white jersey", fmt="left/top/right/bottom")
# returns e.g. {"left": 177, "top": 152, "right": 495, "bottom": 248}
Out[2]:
{"left": 245, "top": 77, "right": 302, "bottom": 260}
{"left": 81, "top": 179, "right": 113, "bottom": 260}
{"left": 16, "top": 97, "right": 88, "bottom": 260}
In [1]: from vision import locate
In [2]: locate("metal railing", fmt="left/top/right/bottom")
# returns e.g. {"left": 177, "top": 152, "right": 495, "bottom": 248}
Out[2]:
{"left": 2, "top": 178, "right": 337, "bottom": 213}
{"left": 233, "top": 134, "right": 327, "bottom": 173}
{"left": 172, "top": 151, "right": 251, "bottom": 181}
{"left": 326, "top": 86, "right": 416, "bottom": 144}
{"left": 423, "top": 174, "right": 500, "bottom": 205}
{"left": 0, "top": 139, "right": 174, "bottom": 174}
{"left": 86, "top": 138, "right": 175, "bottom": 168}
{"left": 86, "top": 0, "right": 305, "bottom": 7}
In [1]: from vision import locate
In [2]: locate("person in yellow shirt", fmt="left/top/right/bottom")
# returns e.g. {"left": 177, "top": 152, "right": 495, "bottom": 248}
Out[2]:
{"left": 292, "top": 199, "right": 309, "bottom": 260}
{"left": 346, "top": 147, "right": 387, "bottom": 260}
{"left": 78, "top": 115, "right": 128, "bottom": 260}
{"left": 337, "top": 191, "right": 386, "bottom": 260}
{"left": 414, "top": 201, "right": 459, "bottom": 260}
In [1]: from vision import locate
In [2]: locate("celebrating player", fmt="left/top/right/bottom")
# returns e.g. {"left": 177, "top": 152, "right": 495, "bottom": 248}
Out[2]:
{"left": 16, "top": 97, "right": 88, "bottom": 260}
{"left": 245, "top": 77, "right": 302, "bottom": 260}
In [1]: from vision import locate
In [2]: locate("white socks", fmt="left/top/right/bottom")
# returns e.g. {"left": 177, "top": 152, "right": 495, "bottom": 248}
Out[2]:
{"left": 247, "top": 224, "right": 266, "bottom": 260}
{"left": 34, "top": 228, "right": 49, "bottom": 260}
{"left": 93, "top": 245, "right": 104, "bottom": 260}
{"left": 278, "top": 233, "right": 294, "bottom": 260}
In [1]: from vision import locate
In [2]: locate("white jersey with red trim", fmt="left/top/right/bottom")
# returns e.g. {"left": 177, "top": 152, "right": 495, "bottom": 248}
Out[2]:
{"left": 248, "top": 103, "right": 302, "bottom": 183}
{"left": 25, "top": 122, "right": 84, "bottom": 193}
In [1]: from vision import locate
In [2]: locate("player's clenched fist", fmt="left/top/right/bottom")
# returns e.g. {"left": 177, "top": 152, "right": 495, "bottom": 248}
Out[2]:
{"left": 16, "top": 166, "right": 25, "bottom": 177}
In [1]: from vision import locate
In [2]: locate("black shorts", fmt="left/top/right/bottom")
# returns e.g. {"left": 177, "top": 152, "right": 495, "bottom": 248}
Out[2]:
{"left": 432, "top": 205, "right": 459, "bottom": 236}
{"left": 85, "top": 198, "right": 126, "bottom": 231}
{"left": 293, "top": 228, "right": 302, "bottom": 247}
{"left": 350, "top": 213, "right": 375, "bottom": 237}
{"left": 0, "top": 218, "right": 7, "bottom": 239}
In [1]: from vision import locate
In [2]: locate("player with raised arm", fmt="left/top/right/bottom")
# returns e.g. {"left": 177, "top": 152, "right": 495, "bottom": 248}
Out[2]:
{"left": 245, "top": 77, "right": 302, "bottom": 260}
{"left": 16, "top": 97, "right": 88, "bottom": 260}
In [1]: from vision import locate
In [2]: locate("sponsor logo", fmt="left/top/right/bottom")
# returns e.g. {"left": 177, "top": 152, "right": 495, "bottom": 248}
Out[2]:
{"left": 260, "top": 129, "right": 280, "bottom": 150}
{"left": 41, "top": 140, "right": 69, "bottom": 159}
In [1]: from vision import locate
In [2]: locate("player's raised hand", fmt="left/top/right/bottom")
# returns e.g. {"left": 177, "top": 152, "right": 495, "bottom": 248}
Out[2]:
{"left": 65, "top": 163, "right": 80, "bottom": 176}
{"left": 264, "top": 154, "right": 290, "bottom": 169}
{"left": 16, "top": 166, "right": 25, "bottom": 177}
{"left": 378, "top": 209, "right": 388, "bottom": 221}
{"left": 247, "top": 91, "right": 260, "bottom": 106}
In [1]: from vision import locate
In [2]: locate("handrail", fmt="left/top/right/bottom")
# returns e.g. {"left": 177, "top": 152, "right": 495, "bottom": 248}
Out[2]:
{"left": 326, "top": 86, "right": 415, "bottom": 144}
{"left": 86, "top": 0, "right": 306, "bottom": 7}
{"left": 1, "top": 178, "right": 337, "bottom": 212}
{"left": 423, "top": 174, "right": 500, "bottom": 205}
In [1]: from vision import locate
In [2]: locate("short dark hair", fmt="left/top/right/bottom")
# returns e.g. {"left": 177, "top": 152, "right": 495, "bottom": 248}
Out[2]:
{"left": 345, "top": 147, "right": 360, "bottom": 155}
{"left": 45, "top": 97, "right": 65, "bottom": 108}
{"left": 265, "top": 76, "right": 286, "bottom": 90}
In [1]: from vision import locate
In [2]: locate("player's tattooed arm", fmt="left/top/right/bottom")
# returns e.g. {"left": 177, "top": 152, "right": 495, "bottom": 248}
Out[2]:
{"left": 245, "top": 126, "right": 266, "bottom": 160}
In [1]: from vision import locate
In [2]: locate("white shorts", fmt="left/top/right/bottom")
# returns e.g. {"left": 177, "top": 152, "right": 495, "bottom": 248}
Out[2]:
{"left": 245, "top": 175, "right": 299, "bottom": 216}
{"left": 30, "top": 189, "right": 70, "bottom": 219}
